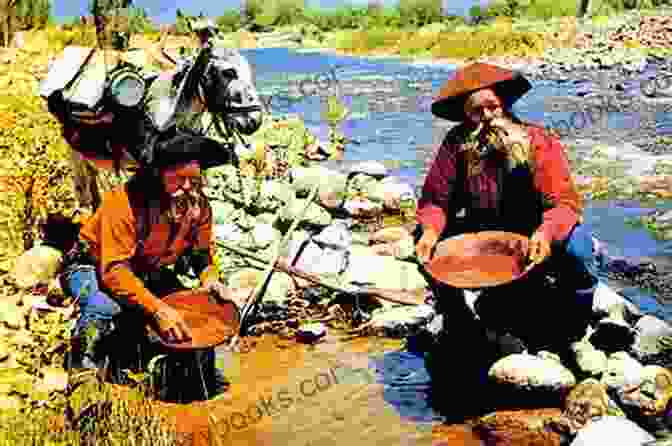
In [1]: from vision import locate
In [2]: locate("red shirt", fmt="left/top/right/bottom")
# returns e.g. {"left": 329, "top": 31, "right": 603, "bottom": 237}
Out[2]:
{"left": 417, "top": 124, "right": 583, "bottom": 243}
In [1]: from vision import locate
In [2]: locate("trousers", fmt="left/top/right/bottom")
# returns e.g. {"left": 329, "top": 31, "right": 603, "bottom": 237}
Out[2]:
{"left": 61, "top": 264, "right": 223, "bottom": 403}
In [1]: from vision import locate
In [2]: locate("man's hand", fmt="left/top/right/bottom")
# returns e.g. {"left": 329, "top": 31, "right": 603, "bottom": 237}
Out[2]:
{"left": 527, "top": 231, "right": 551, "bottom": 267}
{"left": 204, "top": 279, "right": 234, "bottom": 305}
{"left": 415, "top": 226, "right": 439, "bottom": 264}
{"left": 153, "top": 303, "right": 192, "bottom": 343}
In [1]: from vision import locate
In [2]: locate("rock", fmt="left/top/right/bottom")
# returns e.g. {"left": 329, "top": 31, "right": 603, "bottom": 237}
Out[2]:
{"left": 230, "top": 208, "right": 257, "bottom": 230}
{"left": 286, "top": 224, "right": 350, "bottom": 276}
{"left": 348, "top": 161, "right": 387, "bottom": 178}
{"left": 211, "top": 201, "right": 236, "bottom": 225}
{"left": 227, "top": 269, "right": 292, "bottom": 304}
{"left": 38, "top": 367, "right": 68, "bottom": 393}
{"left": 601, "top": 352, "right": 644, "bottom": 391}
{"left": 0, "top": 345, "right": 8, "bottom": 362}
{"left": 554, "top": 378, "right": 624, "bottom": 435}
{"left": 10, "top": 245, "right": 63, "bottom": 289}
{"left": 589, "top": 304, "right": 636, "bottom": 353}
{"left": 290, "top": 166, "right": 347, "bottom": 197}
{"left": 571, "top": 339, "right": 608, "bottom": 377}
{"left": 632, "top": 315, "right": 672, "bottom": 360}
{"left": 296, "top": 322, "right": 327, "bottom": 343}
{"left": 344, "top": 245, "right": 428, "bottom": 291}
{"left": 347, "top": 173, "right": 379, "bottom": 195}
{"left": 616, "top": 365, "right": 672, "bottom": 418}
{"left": 488, "top": 352, "right": 576, "bottom": 392}
{"left": 370, "top": 227, "right": 412, "bottom": 245}
{"left": 570, "top": 416, "right": 654, "bottom": 446}
{"left": 343, "top": 199, "right": 383, "bottom": 218}
{"left": 366, "top": 179, "right": 415, "bottom": 210}
{"left": 370, "top": 237, "right": 416, "bottom": 261}
{"left": 592, "top": 282, "right": 641, "bottom": 319}
{"left": 214, "top": 224, "right": 244, "bottom": 243}
{"left": 472, "top": 408, "right": 564, "bottom": 446}
{"left": 0, "top": 301, "right": 25, "bottom": 330}
{"left": 281, "top": 198, "right": 332, "bottom": 227}
{"left": 367, "top": 304, "right": 435, "bottom": 338}
{"left": 261, "top": 181, "right": 294, "bottom": 204}
{"left": 251, "top": 223, "right": 281, "bottom": 249}
{"left": 255, "top": 213, "right": 277, "bottom": 225}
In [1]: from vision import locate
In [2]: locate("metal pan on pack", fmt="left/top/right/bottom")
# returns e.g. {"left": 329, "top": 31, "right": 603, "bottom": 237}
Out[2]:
{"left": 149, "top": 289, "right": 241, "bottom": 351}
{"left": 426, "top": 231, "right": 534, "bottom": 289}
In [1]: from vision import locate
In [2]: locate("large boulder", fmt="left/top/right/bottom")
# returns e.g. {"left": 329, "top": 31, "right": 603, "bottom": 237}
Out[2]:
{"left": 488, "top": 352, "right": 576, "bottom": 393}
{"left": 10, "top": 245, "right": 63, "bottom": 289}
{"left": 570, "top": 416, "right": 654, "bottom": 446}
{"left": 281, "top": 198, "right": 332, "bottom": 227}
{"left": 631, "top": 315, "right": 672, "bottom": 361}
{"left": 343, "top": 245, "right": 428, "bottom": 291}
{"left": 552, "top": 378, "right": 625, "bottom": 435}
{"left": 616, "top": 365, "right": 672, "bottom": 418}
{"left": 366, "top": 304, "right": 436, "bottom": 338}
{"left": 290, "top": 166, "right": 347, "bottom": 197}
{"left": 570, "top": 338, "right": 608, "bottom": 378}
{"left": 600, "top": 352, "right": 644, "bottom": 392}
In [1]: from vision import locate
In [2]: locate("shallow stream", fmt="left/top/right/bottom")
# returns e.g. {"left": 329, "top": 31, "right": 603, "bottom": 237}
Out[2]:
{"left": 205, "top": 49, "right": 672, "bottom": 444}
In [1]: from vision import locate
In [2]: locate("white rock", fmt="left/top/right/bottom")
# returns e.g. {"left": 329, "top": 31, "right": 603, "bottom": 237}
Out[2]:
{"left": 344, "top": 246, "right": 428, "bottom": 291}
{"left": 489, "top": 352, "right": 576, "bottom": 390}
{"left": 571, "top": 340, "right": 608, "bottom": 376}
{"left": 214, "top": 224, "right": 244, "bottom": 243}
{"left": 260, "top": 180, "right": 294, "bottom": 204}
{"left": 592, "top": 282, "right": 641, "bottom": 318}
{"left": 601, "top": 352, "right": 644, "bottom": 391}
{"left": 348, "top": 161, "right": 387, "bottom": 178}
{"left": 291, "top": 166, "right": 347, "bottom": 197}
{"left": 251, "top": 223, "right": 280, "bottom": 249}
{"left": 282, "top": 199, "right": 332, "bottom": 226}
{"left": 11, "top": 245, "right": 63, "bottom": 289}
{"left": 570, "top": 416, "right": 654, "bottom": 446}
{"left": 367, "top": 179, "right": 415, "bottom": 204}
{"left": 632, "top": 315, "right": 672, "bottom": 357}
{"left": 369, "top": 304, "right": 436, "bottom": 337}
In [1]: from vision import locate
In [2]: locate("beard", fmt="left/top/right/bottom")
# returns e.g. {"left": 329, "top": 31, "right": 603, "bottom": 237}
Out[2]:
{"left": 482, "top": 118, "right": 533, "bottom": 170}
{"left": 168, "top": 187, "right": 203, "bottom": 223}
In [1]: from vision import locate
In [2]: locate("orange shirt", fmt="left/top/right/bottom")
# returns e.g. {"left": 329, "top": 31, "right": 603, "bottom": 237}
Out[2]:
{"left": 79, "top": 185, "right": 217, "bottom": 315}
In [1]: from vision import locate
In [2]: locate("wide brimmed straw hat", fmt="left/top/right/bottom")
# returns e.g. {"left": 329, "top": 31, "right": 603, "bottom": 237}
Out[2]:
{"left": 431, "top": 63, "right": 532, "bottom": 122}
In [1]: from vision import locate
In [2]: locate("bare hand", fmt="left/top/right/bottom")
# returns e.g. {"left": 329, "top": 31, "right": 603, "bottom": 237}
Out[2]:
{"left": 526, "top": 231, "right": 551, "bottom": 268}
{"left": 204, "top": 280, "right": 234, "bottom": 305}
{"left": 153, "top": 303, "right": 192, "bottom": 343}
{"left": 415, "top": 227, "right": 439, "bottom": 264}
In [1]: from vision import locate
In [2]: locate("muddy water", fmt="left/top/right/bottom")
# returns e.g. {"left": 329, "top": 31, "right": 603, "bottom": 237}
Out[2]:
{"left": 157, "top": 332, "right": 451, "bottom": 445}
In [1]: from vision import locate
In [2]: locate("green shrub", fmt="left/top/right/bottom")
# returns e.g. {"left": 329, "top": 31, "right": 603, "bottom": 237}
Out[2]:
{"left": 399, "top": 0, "right": 442, "bottom": 27}
{"left": 216, "top": 9, "right": 243, "bottom": 32}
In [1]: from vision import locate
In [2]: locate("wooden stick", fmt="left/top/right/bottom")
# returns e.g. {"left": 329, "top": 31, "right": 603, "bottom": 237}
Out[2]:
{"left": 217, "top": 241, "right": 426, "bottom": 306}
{"left": 232, "top": 184, "right": 320, "bottom": 342}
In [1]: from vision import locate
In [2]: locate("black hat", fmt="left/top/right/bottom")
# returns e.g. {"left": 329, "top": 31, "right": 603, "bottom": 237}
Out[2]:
{"left": 152, "top": 133, "right": 238, "bottom": 170}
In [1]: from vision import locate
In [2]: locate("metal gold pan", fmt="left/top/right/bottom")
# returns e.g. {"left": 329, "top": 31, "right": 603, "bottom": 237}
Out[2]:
{"left": 426, "top": 231, "right": 533, "bottom": 289}
{"left": 149, "top": 289, "right": 241, "bottom": 351}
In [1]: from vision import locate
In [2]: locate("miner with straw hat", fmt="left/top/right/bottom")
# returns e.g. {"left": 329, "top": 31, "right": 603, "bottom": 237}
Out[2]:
{"left": 415, "top": 63, "right": 602, "bottom": 420}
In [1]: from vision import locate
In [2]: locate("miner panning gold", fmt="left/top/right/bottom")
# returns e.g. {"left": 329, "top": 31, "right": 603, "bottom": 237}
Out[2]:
{"left": 415, "top": 62, "right": 603, "bottom": 421}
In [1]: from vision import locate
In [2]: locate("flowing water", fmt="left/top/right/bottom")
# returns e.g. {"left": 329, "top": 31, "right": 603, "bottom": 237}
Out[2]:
{"left": 198, "top": 49, "right": 672, "bottom": 444}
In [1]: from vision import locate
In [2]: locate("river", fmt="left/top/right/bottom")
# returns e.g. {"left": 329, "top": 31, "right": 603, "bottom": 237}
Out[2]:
{"left": 197, "top": 48, "right": 672, "bottom": 445}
